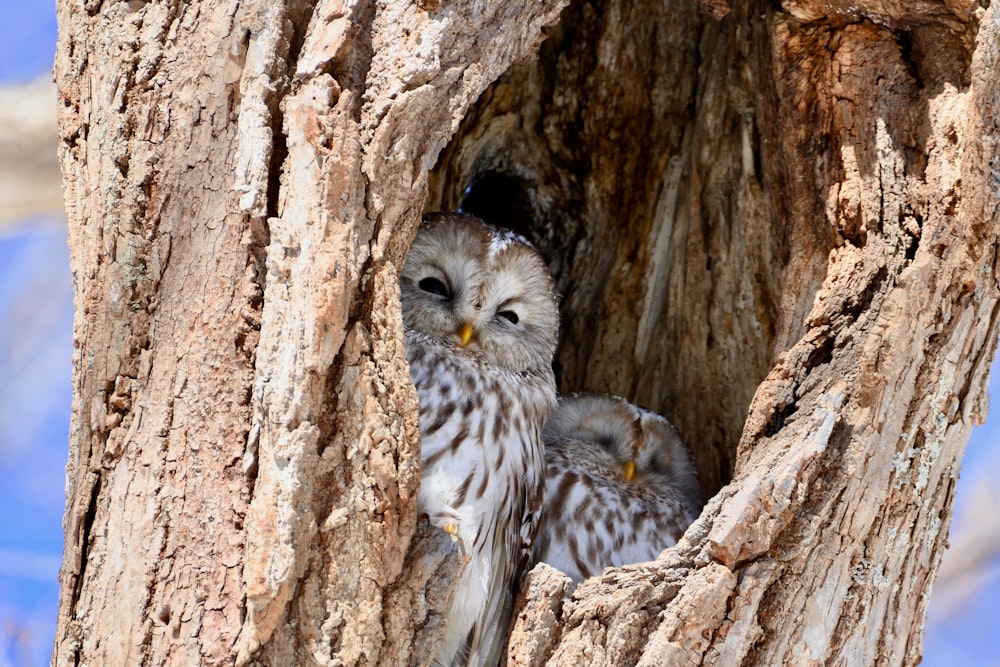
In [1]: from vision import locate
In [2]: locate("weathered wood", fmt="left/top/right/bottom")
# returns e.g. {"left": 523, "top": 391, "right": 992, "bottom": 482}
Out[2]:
{"left": 54, "top": 1, "right": 566, "bottom": 665}
{"left": 238, "top": 3, "right": 570, "bottom": 663}
{"left": 55, "top": 2, "right": 260, "bottom": 663}
{"left": 54, "top": 0, "right": 998, "bottom": 664}
{"left": 468, "top": 2, "right": 995, "bottom": 665}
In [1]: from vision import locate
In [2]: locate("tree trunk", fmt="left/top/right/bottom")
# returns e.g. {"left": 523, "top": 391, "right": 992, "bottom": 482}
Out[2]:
{"left": 53, "top": 1, "right": 998, "bottom": 667}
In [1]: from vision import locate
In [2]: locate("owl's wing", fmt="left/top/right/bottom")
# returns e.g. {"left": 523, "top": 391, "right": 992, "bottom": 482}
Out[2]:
{"left": 464, "top": 512, "right": 514, "bottom": 667}
{"left": 467, "top": 430, "right": 546, "bottom": 667}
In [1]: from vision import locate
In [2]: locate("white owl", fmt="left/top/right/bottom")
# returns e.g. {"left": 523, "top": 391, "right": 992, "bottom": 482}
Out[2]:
{"left": 401, "top": 212, "right": 559, "bottom": 666}
{"left": 534, "top": 393, "right": 703, "bottom": 583}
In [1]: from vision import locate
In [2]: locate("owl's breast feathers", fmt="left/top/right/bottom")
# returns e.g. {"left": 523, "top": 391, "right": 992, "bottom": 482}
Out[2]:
{"left": 406, "top": 329, "right": 555, "bottom": 534}
{"left": 406, "top": 326, "right": 555, "bottom": 666}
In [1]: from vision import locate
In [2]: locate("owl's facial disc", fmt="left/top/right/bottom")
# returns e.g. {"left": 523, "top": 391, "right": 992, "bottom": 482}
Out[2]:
{"left": 401, "top": 212, "right": 557, "bottom": 372}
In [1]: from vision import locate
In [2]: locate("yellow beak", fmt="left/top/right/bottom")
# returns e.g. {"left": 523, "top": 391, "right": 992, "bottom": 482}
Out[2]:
{"left": 623, "top": 460, "right": 636, "bottom": 483}
{"left": 458, "top": 322, "right": 474, "bottom": 346}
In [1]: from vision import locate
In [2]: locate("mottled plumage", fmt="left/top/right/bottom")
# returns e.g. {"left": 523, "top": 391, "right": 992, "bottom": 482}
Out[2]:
{"left": 534, "top": 393, "right": 702, "bottom": 583}
{"left": 402, "top": 212, "right": 558, "bottom": 667}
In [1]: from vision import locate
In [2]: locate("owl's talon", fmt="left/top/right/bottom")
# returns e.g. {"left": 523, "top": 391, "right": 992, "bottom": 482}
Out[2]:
{"left": 440, "top": 522, "right": 465, "bottom": 555}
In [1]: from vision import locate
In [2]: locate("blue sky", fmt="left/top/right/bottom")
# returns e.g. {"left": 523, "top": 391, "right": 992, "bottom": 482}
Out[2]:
{"left": 0, "top": 2, "right": 58, "bottom": 84}
{"left": 0, "top": 221, "right": 70, "bottom": 667}
{"left": 0, "top": 6, "right": 68, "bottom": 666}
{"left": 0, "top": 3, "right": 997, "bottom": 666}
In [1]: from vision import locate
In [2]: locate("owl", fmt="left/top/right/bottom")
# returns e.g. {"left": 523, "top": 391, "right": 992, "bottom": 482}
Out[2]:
{"left": 534, "top": 393, "right": 703, "bottom": 583}
{"left": 401, "top": 212, "right": 559, "bottom": 667}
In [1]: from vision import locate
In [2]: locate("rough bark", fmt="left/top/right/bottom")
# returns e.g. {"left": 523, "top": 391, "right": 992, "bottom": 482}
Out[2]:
{"left": 476, "top": 1, "right": 996, "bottom": 665}
{"left": 54, "top": 1, "right": 566, "bottom": 665}
{"left": 54, "top": 0, "right": 998, "bottom": 666}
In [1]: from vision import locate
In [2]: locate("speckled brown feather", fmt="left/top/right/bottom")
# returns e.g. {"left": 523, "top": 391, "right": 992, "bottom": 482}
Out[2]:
{"left": 535, "top": 393, "right": 703, "bottom": 583}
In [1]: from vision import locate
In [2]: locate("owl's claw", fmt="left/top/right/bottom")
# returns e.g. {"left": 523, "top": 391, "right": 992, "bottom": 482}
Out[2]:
{"left": 442, "top": 521, "right": 467, "bottom": 555}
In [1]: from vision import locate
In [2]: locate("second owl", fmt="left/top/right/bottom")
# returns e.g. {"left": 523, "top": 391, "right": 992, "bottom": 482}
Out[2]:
{"left": 534, "top": 393, "right": 703, "bottom": 583}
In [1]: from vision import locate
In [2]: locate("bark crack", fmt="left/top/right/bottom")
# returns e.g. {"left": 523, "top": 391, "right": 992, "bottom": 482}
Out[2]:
{"left": 69, "top": 469, "right": 103, "bottom": 662}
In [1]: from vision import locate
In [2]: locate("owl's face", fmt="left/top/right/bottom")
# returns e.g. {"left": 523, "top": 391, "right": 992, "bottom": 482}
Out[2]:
{"left": 401, "top": 212, "right": 559, "bottom": 373}
{"left": 544, "top": 393, "right": 696, "bottom": 491}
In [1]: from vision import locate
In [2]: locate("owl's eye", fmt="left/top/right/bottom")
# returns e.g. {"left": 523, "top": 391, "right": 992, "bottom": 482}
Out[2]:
{"left": 418, "top": 277, "right": 450, "bottom": 298}
{"left": 497, "top": 310, "right": 519, "bottom": 325}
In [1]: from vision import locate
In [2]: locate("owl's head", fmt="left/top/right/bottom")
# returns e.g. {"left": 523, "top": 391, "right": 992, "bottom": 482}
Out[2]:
{"left": 545, "top": 393, "right": 702, "bottom": 502}
{"left": 401, "top": 212, "right": 559, "bottom": 373}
